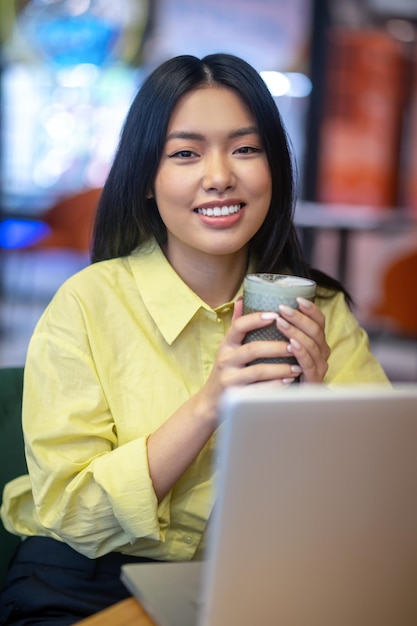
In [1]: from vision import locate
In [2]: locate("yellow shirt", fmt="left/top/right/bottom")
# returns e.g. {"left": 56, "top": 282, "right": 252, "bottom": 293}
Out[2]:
{"left": 1, "top": 240, "right": 388, "bottom": 560}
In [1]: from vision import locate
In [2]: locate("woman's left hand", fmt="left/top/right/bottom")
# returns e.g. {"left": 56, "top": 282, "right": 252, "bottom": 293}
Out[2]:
{"left": 276, "top": 297, "right": 330, "bottom": 383}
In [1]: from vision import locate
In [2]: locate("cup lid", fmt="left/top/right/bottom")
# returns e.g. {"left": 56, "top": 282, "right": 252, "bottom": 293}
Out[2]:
{"left": 245, "top": 273, "right": 315, "bottom": 287}
{"left": 244, "top": 273, "right": 316, "bottom": 298}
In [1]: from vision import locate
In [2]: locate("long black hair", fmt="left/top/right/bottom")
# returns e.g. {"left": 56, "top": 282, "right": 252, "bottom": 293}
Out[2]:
{"left": 92, "top": 53, "right": 349, "bottom": 300}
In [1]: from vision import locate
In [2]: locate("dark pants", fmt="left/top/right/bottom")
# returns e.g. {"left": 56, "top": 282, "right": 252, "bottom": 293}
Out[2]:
{"left": 0, "top": 536, "right": 158, "bottom": 625}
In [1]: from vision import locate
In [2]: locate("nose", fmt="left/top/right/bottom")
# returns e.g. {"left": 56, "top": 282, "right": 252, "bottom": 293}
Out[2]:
{"left": 202, "top": 152, "right": 235, "bottom": 193}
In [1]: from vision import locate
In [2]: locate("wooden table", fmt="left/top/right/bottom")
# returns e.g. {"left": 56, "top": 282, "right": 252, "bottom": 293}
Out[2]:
{"left": 74, "top": 596, "right": 156, "bottom": 625}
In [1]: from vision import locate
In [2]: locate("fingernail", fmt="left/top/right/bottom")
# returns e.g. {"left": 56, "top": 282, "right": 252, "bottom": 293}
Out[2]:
{"left": 260, "top": 312, "right": 278, "bottom": 320}
{"left": 290, "top": 338, "right": 302, "bottom": 350}
{"left": 291, "top": 365, "right": 302, "bottom": 374}
{"left": 279, "top": 304, "right": 294, "bottom": 316}
{"left": 282, "top": 378, "right": 295, "bottom": 385}
{"left": 297, "top": 297, "right": 312, "bottom": 308}
{"left": 276, "top": 316, "right": 290, "bottom": 329}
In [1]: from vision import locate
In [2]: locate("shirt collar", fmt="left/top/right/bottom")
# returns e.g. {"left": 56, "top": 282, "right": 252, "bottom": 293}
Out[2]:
{"left": 129, "top": 240, "right": 231, "bottom": 345}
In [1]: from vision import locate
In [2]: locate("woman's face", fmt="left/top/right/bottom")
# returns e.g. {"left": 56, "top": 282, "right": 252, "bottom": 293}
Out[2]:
{"left": 152, "top": 85, "right": 272, "bottom": 267}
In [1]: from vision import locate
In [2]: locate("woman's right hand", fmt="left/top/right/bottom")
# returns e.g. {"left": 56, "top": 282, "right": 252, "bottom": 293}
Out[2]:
{"left": 198, "top": 298, "right": 301, "bottom": 426}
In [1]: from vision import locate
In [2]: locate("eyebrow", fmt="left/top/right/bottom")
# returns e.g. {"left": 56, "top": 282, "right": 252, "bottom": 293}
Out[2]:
{"left": 165, "top": 126, "right": 259, "bottom": 142}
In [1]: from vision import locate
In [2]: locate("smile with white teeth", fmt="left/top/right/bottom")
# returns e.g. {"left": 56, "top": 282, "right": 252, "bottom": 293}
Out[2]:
{"left": 195, "top": 204, "right": 242, "bottom": 217}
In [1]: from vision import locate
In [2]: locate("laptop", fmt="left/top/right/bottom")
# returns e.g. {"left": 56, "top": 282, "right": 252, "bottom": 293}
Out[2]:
{"left": 121, "top": 384, "right": 417, "bottom": 626}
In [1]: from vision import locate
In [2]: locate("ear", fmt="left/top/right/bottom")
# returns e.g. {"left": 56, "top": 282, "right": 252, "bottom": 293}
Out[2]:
{"left": 146, "top": 189, "right": 154, "bottom": 199}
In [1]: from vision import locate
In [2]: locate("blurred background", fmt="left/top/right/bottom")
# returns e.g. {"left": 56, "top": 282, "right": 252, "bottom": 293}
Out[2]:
{"left": 1, "top": 0, "right": 417, "bottom": 380}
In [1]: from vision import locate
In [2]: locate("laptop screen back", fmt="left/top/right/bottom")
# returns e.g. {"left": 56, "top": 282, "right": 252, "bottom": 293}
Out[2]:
{"left": 199, "top": 384, "right": 417, "bottom": 626}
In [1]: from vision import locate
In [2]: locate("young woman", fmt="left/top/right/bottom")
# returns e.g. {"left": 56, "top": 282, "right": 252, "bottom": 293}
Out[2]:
{"left": 0, "top": 53, "right": 388, "bottom": 624}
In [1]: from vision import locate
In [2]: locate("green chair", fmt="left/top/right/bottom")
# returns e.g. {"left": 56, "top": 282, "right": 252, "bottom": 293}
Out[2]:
{"left": 0, "top": 367, "right": 26, "bottom": 589}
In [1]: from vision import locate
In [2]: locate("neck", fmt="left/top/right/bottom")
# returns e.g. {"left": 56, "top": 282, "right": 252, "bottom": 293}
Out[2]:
{"left": 165, "top": 245, "right": 249, "bottom": 308}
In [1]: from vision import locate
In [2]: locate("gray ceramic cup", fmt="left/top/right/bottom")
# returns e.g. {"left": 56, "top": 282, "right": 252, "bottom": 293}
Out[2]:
{"left": 242, "top": 273, "right": 316, "bottom": 365}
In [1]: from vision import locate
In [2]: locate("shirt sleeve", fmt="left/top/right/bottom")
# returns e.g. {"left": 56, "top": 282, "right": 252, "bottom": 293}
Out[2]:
{"left": 22, "top": 289, "right": 162, "bottom": 558}
{"left": 321, "top": 291, "right": 390, "bottom": 385}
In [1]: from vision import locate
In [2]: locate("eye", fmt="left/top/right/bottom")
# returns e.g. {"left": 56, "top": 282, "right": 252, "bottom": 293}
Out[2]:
{"left": 234, "top": 146, "right": 262, "bottom": 155}
{"left": 169, "top": 150, "right": 198, "bottom": 159}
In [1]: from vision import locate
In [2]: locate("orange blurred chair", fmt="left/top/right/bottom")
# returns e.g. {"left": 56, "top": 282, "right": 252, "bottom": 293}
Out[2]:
{"left": 31, "top": 187, "right": 102, "bottom": 253}
{"left": 368, "top": 248, "right": 417, "bottom": 382}
{"left": 371, "top": 249, "right": 417, "bottom": 338}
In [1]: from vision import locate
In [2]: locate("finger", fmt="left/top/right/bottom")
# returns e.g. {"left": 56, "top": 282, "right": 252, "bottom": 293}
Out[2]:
{"left": 229, "top": 311, "right": 279, "bottom": 346}
{"left": 280, "top": 301, "right": 325, "bottom": 333}
{"left": 297, "top": 297, "right": 326, "bottom": 329}
{"left": 240, "top": 339, "right": 298, "bottom": 366}
{"left": 287, "top": 337, "right": 329, "bottom": 382}
{"left": 221, "top": 360, "right": 303, "bottom": 387}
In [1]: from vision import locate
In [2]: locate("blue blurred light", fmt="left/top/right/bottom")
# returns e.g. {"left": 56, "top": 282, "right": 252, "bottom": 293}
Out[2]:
{"left": 20, "top": 6, "right": 121, "bottom": 68}
{"left": 0, "top": 219, "right": 51, "bottom": 250}
{"left": 35, "top": 16, "right": 120, "bottom": 67}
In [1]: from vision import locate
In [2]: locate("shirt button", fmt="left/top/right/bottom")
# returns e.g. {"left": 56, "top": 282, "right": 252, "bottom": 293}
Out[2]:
{"left": 184, "top": 535, "right": 193, "bottom": 545}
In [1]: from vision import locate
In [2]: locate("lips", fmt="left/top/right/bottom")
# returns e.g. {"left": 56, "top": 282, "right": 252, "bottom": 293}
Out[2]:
{"left": 195, "top": 204, "right": 242, "bottom": 217}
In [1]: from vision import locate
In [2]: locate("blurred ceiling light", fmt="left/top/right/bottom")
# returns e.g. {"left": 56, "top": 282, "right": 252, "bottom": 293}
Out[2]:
{"left": 57, "top": 63, "right": 99, "bottom": 87}
{"left": 260, "top": 71, "right": 290, "bottom": 97}
{"left": 44, "top": 111, "right": 75, "bottom": 139}
{"left": 286, "top": 72, "right": 312, "bottom": 98}
{"left": 260, "top": 71, "right": 312, "bottom": 98}
{"left": 33, "top": 153, "right": 67, "bottom": 187}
